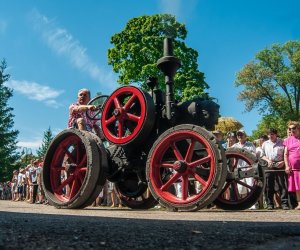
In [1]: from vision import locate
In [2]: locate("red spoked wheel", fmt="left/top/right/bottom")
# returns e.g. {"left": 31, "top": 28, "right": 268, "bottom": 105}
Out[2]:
{"left": 214, "top": 148, "right": 265, "bottom": 210}
{"left": 146, "top": 124, "right": 227, "bottom": 211}
{"left": 42, "top": 129, "right": 105, "bottom": 208}
{"left": 101, "top": 86, "right": 155, "bottom": 146}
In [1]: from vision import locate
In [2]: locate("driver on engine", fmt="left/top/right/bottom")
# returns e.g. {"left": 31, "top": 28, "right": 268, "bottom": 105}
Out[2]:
{"left": 68, "top": 88, "right": 101, "bottom": 136}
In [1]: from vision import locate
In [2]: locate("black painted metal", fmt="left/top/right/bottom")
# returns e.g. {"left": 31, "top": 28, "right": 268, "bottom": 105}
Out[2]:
{"left": 157, "top": 38, "right": 181, "bottom": 123}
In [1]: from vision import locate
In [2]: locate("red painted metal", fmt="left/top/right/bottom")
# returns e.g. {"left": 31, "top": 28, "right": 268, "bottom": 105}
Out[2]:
{"left": 50, "top": 135, "right": 87, "bottom": 202}
{"left": 149, "top": 130, "right": 216, "bottom": 204}
{"left": 101, "top": 86, "right": 147, "bottom": 144}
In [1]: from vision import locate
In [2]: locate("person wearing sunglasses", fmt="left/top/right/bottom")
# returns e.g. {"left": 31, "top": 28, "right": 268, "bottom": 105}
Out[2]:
{"left": 283, "top": 121, "right": 300, "bottom": 210}
{"left": 68, "top": 88, "right": 98, "bottom": 132}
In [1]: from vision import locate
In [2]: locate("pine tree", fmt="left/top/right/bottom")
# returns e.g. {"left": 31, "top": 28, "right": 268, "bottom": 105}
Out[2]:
{"left": 0, "top": 59, "right": 19, "bottom": 181}
{"left": 36, "top": 127, "right": 54, "bottom": 158}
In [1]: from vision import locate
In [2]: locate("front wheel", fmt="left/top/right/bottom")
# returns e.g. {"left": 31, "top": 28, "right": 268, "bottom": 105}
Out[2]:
{"left": 42, "top": 129, "right": 105, "bottom": 208}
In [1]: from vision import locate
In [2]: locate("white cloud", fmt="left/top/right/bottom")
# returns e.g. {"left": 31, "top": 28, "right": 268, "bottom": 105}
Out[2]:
{"left": 29, "top": 9, "right": 116, "bottom": 90}
{"left": 0, "top": 20, "right": 7, "bottom": 34}
{"left": 6, "top": 79, "right": 64, "bottom": 108}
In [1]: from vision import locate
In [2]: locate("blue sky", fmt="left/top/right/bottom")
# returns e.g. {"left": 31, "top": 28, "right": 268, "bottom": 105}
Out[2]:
{"left": 1, "top": 0, "right": 299, "bottom": 153}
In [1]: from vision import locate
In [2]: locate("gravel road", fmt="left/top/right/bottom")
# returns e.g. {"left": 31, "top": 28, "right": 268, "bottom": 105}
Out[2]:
{"left": 1, "top": 200, "right": 300, "bottom": 249}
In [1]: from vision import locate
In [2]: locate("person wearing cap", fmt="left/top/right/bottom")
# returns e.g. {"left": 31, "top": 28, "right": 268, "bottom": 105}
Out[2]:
{"left": 232, "top": 129, "right": 256, "bottom": 198}
{"left": 261, "top": 128, "right": 289, "bottom": 210}
{"left": 68, "top": 88, "right": 99, "bottom": 132}
{"left": 222, "top": 131, "right": 237, "bottom": 149}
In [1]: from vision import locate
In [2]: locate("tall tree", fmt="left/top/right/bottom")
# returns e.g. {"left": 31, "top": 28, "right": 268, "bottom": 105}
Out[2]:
{"left": 108, "top": 14, "right": 210, "bottom": 101}
{"left": 36, "top": 127, "right": 54, "bottom": 158}
{"left": 235, "top": 40, "right": 300, "bottom": 121}
{"left": 0, "top": 59, "right": 19, "bottom": 181}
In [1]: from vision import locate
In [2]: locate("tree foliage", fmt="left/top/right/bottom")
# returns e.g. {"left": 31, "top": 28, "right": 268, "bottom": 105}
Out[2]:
{"left": 215, "top": 117, "right": 243, "bottom": 134}
{"left": 235, "top": 40, "right": 300, "bottom": 121}
{"left": 36, "top": 127, "right": 54, "bottom": 158}
{"left": 108, "top": 14, "right": 209, "bottom": 101}
{"left": 249, "top": 115, "right": 287, "bottom": 141}
{"left": 0, "top": 59, "right": 19, "bottom": 181}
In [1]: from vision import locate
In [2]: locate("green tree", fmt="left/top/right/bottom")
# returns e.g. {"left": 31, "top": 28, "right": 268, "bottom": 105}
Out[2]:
{"left": 235, "top": 40, "right": 300, "bottom": 122}
{"left": 0, "top": 59, "right": 19, "bottom": 181}
{"left": 108, "top": 14, "right": 209, "bottom": 101}
{"left": 36, "top": 127, "right": 54, "bottom": 158}
{"left": 249, "top": 115, "right": 287, "bottom": 141}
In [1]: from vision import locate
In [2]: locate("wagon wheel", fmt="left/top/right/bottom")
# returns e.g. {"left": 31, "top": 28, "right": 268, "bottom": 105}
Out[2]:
{"left": 146, "top": 124, "right": 227, "bottom": 212}
{"left": 101, "top": 86, "right": 155, "bottom": 146}
{"left": 42, "top": 129, "right": 106, "bottom": 209}
{"left": 214, "top": 148, "right": 265, "bottom": 210}
{"left": 114, "top": 169, "right": 158, "bottom": 209}
{"left": 86, "top": 95, "right": 109, "bottom": 121}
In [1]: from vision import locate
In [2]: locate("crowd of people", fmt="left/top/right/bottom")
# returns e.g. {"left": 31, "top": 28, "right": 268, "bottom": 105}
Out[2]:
{"left": 0, "top": 159, "right": 45, "bottom": 204}
{"left": 213, "top": 121, "right": 300, "bottom": 210}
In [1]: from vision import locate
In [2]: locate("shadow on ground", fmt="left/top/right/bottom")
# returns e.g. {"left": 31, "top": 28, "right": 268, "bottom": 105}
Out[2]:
{"left": 0, "top": 211, "right": 299, "bottom": 249}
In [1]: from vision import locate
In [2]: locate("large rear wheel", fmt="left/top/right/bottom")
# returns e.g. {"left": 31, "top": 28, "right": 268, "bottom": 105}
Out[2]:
{"left": 146, "top": 124, "right": 227, "bottom": 211}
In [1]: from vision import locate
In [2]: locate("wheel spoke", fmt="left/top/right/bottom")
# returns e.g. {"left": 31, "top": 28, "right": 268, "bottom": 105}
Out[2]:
{"left": 192, "top": 172, "right": 208, "bottom": 187}
{"left": 185, "top": 140, "right": 195, "bottom": 162}
{"left": 161, "top": 172, "right": 181, "bottom": 191}
{"left": 181, "top": 175, "right": 189, "bottom": 200}
{"left": 188, "top": 155, "right": 211, "bottom": 168}
{"left": 236, "top": 179, "right": 254, "bottom": 190}
{"left": 123, "top": 94, "right": 137, "bottom": 111}
{"left": 232, "top": 182, "right": 241, "bottom": 200}
{"left": 126, "top": 113, "right": 140, "bottom": 123}
{"left": 54, "top": 175, "right": 74, "bottom": 193}
{"left": 105, "top": 115, "right": 117, "bottom": 125}
{"left": 161, "top": 162, "right": 175, "bottom": 168}
{"left": 171, "top": 142, "right": 184, "bottom": 161}
{"left": 69, "top": 177, "right": 79, "bottom": 199}
{"left": 113, "top": 97, "right": 121, "bottom": 109}
{"left": 219, "top": 182, "right": 231, "bottom": 197}
{"left": 92, "top": 110, "right": 101, "bottom": 119}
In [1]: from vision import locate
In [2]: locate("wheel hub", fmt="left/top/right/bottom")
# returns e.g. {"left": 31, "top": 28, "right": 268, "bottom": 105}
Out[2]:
{"left": 173, "top": 160, "right": 187, "bottom": 173}
{"left": 113, "top": 108, "right": 122, "bottom": 117}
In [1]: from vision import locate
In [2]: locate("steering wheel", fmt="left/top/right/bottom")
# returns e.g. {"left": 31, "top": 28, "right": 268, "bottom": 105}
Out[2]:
{"left": 86, "top": 95, "right": 109, "bottom": 120}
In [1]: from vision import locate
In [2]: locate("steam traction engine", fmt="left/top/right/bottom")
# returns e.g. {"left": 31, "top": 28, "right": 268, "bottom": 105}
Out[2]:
{"left": 42, "top": 38, "right": 265, "bottom": 211}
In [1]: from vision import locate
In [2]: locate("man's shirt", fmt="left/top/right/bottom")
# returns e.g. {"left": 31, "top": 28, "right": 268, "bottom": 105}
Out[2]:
{"left": 261, "top": 138, "right": 284, "bottom": 162}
